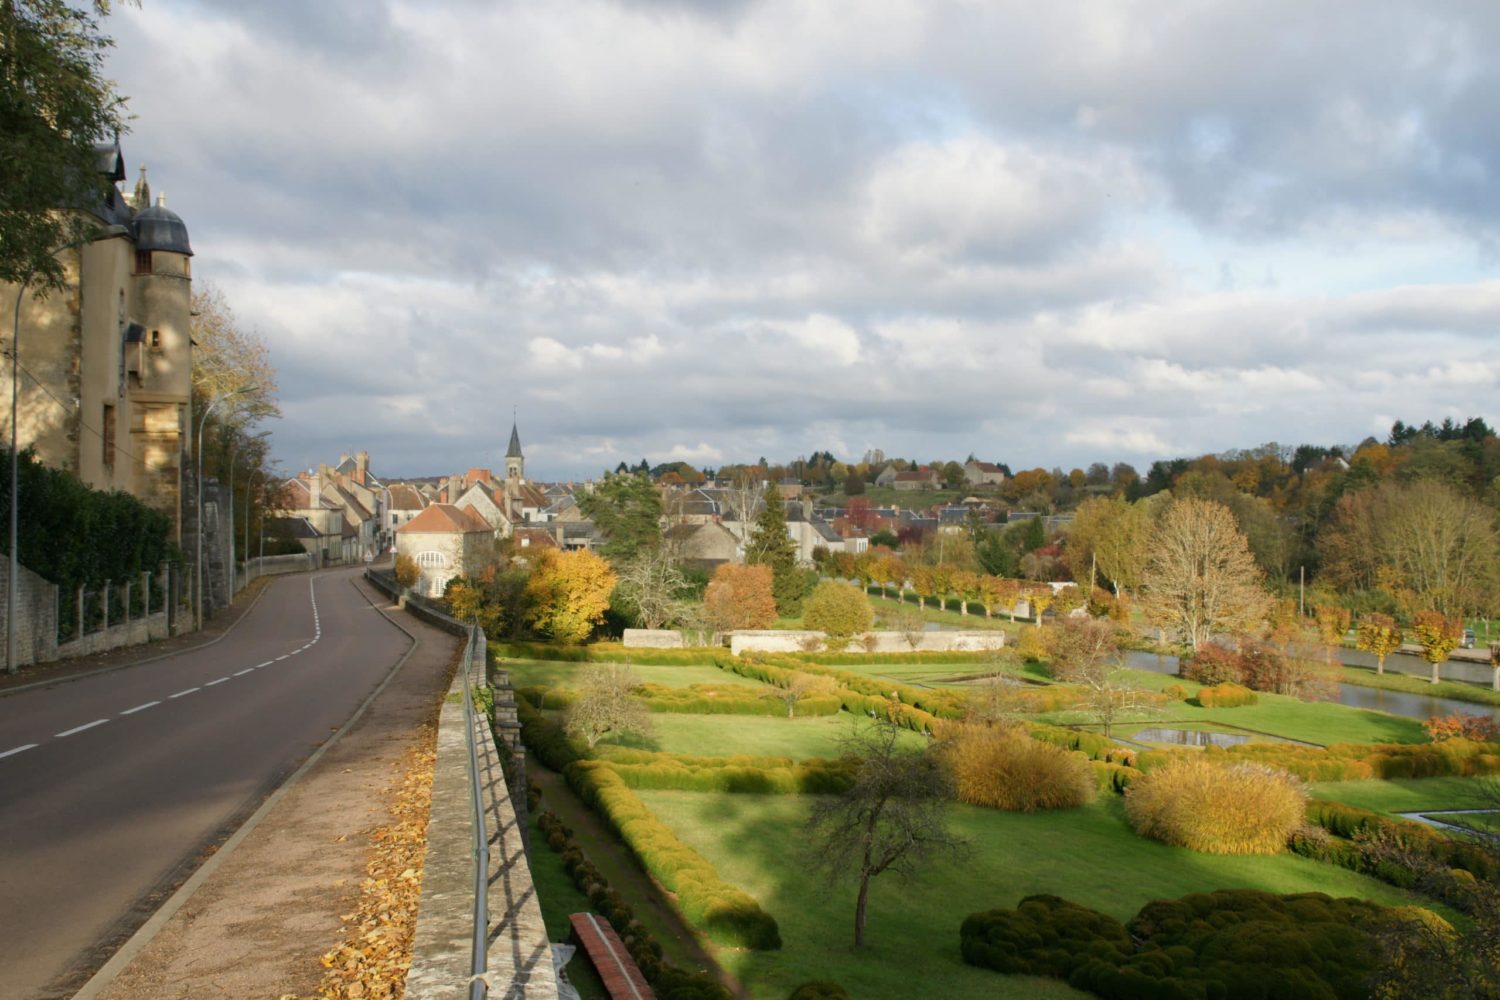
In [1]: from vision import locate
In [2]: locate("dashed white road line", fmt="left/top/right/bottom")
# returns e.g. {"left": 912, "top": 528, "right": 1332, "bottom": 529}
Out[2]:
{"left": 275, "top": 654, "right": 289, "bottom": 661}
{"left": 256, "top": 661, "right": 274, "bottom": 668}
{"left": 169, "top": 687, "right": 200, "bottom": 699}
{"left": 56, "top": 719, "right": 108, "bottom": 738}
{"left": 205, "top": 677, "right": 229, "bottom": 686}
{"left": 1, "top": 743, "right": 39, "bottom": 760}
{"left": 121, "top": 701, "right": 160, "bottom": 716}
{"left": 233, "top": 668, "right": 255, "bottom": 677}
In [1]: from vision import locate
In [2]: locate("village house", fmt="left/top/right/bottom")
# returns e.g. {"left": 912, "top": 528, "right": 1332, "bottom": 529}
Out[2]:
{"left": 964, "top": 460, "right": 1007, "bottom": 487}
{"left": 395, "top": 503, "right": 495, "bottom": 597}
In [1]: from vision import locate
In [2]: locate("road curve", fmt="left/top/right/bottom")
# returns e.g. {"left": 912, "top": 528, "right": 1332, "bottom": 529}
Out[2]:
{"left": 0, "top": 566, "right": 415, "bottom": 999}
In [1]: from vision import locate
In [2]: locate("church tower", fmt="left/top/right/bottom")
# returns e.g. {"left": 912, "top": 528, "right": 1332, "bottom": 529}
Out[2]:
{"left": 505, "top": 420, "right": 524, "bottom": 483}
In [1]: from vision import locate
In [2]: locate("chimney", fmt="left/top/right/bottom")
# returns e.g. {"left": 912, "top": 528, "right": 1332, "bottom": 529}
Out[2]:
{"left": 356, "top": 451, "right": 369, "bottom": 484}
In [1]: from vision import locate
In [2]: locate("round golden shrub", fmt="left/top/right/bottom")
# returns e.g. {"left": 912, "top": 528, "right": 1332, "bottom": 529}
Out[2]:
{"left": 942, "top": 725, "right": 1095, "bottom": 812}
{"left": 1124, "top": 756, "right": 1306, "bottom": 855}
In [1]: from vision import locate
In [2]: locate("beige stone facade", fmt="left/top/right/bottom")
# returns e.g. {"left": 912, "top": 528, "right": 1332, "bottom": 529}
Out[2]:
{"left": 3, "top": 150, "right": 193, "bottom": 542}
{"left": 396, "top": 503, "right": 496, "bottom": 597}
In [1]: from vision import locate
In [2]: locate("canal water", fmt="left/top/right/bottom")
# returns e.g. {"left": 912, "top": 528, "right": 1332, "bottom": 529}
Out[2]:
{"left": 1120, "top": 650, "right": 1500, "bottom": 726}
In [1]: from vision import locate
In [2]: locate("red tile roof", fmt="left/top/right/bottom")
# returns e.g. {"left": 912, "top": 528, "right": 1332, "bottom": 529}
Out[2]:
{"left": 397, "top": 503, "right": 492, "bottom": 535}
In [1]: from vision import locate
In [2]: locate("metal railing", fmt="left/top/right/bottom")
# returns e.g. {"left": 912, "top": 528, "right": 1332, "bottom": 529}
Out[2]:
{"left": 462, "top": 624, "right": 491, "bottom": 999}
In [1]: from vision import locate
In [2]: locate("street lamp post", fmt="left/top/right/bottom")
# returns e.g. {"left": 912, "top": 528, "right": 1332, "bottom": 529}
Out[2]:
{"left": 8, "top": 225, "right": 128, "bottom": 674}
{"left": 194, "top": 386, "right": 254, "bottom": 630}
{"left": 245, "top": 468, "right": 263, "bottom": 582}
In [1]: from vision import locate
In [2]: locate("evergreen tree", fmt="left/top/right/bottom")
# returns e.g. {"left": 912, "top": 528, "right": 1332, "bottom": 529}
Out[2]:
{"left": 577, "top": 471, "right": 662, "bottom": 563}
{"left": 745, "top": 484, "right": 804, "bottom": 615}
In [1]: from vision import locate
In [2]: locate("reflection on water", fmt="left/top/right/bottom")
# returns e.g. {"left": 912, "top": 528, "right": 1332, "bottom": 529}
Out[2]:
{"left": 1120, "top": 649, "right": 1500, "bottom": 726}
{"left": 1131, "top": 727, "right": 1251, "bottom": 748}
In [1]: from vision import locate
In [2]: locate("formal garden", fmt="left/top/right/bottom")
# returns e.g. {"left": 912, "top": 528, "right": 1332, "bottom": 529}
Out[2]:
{"left": 491, "top": 632, "right": 1500, "bottom": 1000}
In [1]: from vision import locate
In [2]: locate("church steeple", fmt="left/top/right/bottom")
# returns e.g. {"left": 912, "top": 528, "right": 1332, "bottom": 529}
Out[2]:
{"left": 505, "top": 418, "right": 524, "bottom": 482}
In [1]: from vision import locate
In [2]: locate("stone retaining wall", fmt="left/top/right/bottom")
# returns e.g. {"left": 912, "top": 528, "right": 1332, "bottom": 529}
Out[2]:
{"left": 729, "top": 629, "right": 1006, "bottom": 655}
{"left": 622, "top": 628, "right": 685, "bottom": 648}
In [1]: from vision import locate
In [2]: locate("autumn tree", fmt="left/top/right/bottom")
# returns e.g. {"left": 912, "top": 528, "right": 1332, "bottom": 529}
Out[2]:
{"left": 1026, "top": 586, "right": 1055, "bottom": 628}
{"left": 577, "top": 471, "right": 662, "bottom": 563}
{"left": 2, "top": 0, "right": 131, "bottom": 289}
{"left": 1355, "top": 613, "right": 1403, "bottom": 676}
{"left": 393, "top": 553, "right": 419, "bottom": 589}
{"left": 782, "top": 672, "right": 836, "bottom": 718}
{"left": 745, "top": 484, "right": 805, "bottom": 615}
{"left": 612, "top": 545, "right": 688, "bottom": 629}
{"left": 702, "top": 563, "right": 777, "bottom": 633}
{"left": 525, "top": 549, "right": 617, "bottom": 643}
{"left": 1049, "top": 616, "right": 1154, "bottom": 738}
{"left": 803, "top": 581, "right": 873, "bottom": 650}
{"left": 805, "top": 721, "right": 967, "bottom": 947}
{"left": 564, "top": 664, "right": 652, "bottom": 748}
{"left": 1143, "top": 498, "right": 1270, "bottom": 649}
{"left": 1412, "top": 610, "right": 1462, "bottom": 685}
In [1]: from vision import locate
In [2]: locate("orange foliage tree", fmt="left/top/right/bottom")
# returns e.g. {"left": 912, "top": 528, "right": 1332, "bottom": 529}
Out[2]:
{"left": 1355, "top": 613, "right": 1403, "bottom": 676}
{"left": 1412, "top": 610, "right": 1462, "bottom": 685}
{"left": 703, "top": 563, "right": 777, "bottom": 633}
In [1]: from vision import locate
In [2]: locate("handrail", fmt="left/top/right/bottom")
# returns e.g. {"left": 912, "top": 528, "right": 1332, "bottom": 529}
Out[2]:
{"left": 462, "top": 624, "right": 491, "bottom": 999}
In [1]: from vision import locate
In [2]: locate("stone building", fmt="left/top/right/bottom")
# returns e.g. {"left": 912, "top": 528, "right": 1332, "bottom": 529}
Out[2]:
{"left": 395, "top": 503, "right": 495, "bottom": 597}
{"left": 3, "top": 146, "right": 194, "bottom": 542}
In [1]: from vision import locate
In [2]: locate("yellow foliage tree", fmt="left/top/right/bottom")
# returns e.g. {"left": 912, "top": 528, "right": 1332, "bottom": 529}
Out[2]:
{"left": 526, "top": 549, "right": 617, "bottom": 644}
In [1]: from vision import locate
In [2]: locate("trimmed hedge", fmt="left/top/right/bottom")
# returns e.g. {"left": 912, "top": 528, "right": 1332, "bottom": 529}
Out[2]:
{"left": 536, "top": 811, "right": 731, "bottom": 998}
{"left": 525, "top": 681, "right": 843, "bottom": 718}
{"left": 785, "top": 650, "right": 998, "bottom": 666}
{"left": 1304, "top": 799, "right": 1499, "bottom": 882}
{"left": 786, "top": 981, "right": 853, "bottom": 1000}
{"left": 605, "top": 758, "right": 856, "bottom": 795}
{"left": 516, "top": 693, "right": 582, "bottom": 770}
{"left": 566, "top": 760, "right": 782, "bottom": 950}
{"left": 1194, "top": 682, "right": 1258, "bottom": 708}
{"left": 962, "top": 889, "right": 1420, "bottom": 1000}
{"left": 493, "top": 641, "right": 726, "bottom": 665}
{"left": 718, "top": 655, "right": 947, "bottom": 734}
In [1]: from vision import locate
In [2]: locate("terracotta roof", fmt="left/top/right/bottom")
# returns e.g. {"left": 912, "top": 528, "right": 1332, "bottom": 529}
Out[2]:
{"left": 387, "top": 484, "right": 426, "bottom": 511}
{"left": 513, "top": 527, "right": 559, "bottom": 549}
{"left": 397, "top": 503, "right": 493, "bottom": 535}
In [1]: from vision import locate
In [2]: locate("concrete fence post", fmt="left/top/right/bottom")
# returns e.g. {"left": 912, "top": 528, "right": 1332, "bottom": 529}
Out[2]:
{"left": 75, "top": 586, "right": 85, "bottom": 639}
{"left": 142, "top": 570, "right": 151, "bottom": 619}
{"left": 102, "top": 580, "right": 111, "bottom": 649}
{"left": 123, "top": 580, "right": 132, "bottom": 641}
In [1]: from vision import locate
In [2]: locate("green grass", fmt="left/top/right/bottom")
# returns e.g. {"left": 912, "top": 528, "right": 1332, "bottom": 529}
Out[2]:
{"left": 868, "top": 593, "right": 1016, "bottom": 631}
{"left": 500, "top": 657, "right": 771, "bottom": 692}
{"left": 1309, "top": 776, "right": 1499, "bottom": 814}
{"left": 1338, "top": 664, "right": 1500, "bottom": 707}
{"left": 1034, "top": 670, "right": 1429, "bottom": 746}
{"left": 635, "top": 790, "right": 1438, "bottom": 1000}
{"left": 526, "top": 814, "right": 610, "bottom": 1000}
{"left": 597, "top": 710, "right": 926, "bottom": 760}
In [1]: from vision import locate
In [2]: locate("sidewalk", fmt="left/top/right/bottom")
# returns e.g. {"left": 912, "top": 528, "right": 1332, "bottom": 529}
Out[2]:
{"left": 0, "top": 575, "right": 274, "bottom": 697}
{"left": 77, "top": 574, "right": 463, "bottom": 999}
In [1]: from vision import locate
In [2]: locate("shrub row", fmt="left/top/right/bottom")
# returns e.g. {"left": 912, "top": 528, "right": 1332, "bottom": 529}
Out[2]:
{"left": 493, "top": 641, "right": 726, "bottom": 666}
{"left": 961, "top": 889, "right": 1427, "bottom": 1000}
{"left": 718, "top": 655, "right": 946, "bottom": 734}
{"left": 1139, "top": 737, "right": 1500, "bottom": 782}
{"left": 535, "top": 810, "right": 732, "bottom": 999}
{"left": 606, "top": 758, "right": 856, "bottom": 795}
{"left": 516, "top": 693, "right": 583, "bottom": 770}
{"left": 525, "top": 681, "right": 845, "bottom": 718}
{"left": 1027, "top": 724, "right": 1119, "bottom": 762}
{"left": 1304, "top": 799, "right": 1498, "bottom": 881}
{"left": 1195, "top": 682, "right": 1259, "bottom": 708}
{"left": 565, "top": 760, "right": 782, "bottom": 950}
{"left": 746, "top": 653, "right": 968, "bottom": 719}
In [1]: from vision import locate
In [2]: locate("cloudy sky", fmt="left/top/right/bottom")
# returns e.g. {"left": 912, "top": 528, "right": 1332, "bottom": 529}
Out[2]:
{"left": 104, "top": 0, "right": 1500, "bottom": 481}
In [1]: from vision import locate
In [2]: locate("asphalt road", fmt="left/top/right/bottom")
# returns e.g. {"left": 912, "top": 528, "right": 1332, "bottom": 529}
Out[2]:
{"left": 0, "top": 566, "right": 415, "bottom": 999}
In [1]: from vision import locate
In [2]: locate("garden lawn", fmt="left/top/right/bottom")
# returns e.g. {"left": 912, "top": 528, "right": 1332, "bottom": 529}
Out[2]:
{"left": 525, "top": 814, "right": 610, "bottom": 1000}
{"left": 635, "top": 790, "right": 1436, "bottom": 1000}
{"left": 500, "top": 657, "right": 772, "bottom": 692}
{"left": 598, "top": 710, "right": 925, "bottom": 759}
{"left": 1309, "top": 776, "right": 1498, "bottom": 815}
{"left": 867, "top": 593, "right": 1016, "bottom": 631}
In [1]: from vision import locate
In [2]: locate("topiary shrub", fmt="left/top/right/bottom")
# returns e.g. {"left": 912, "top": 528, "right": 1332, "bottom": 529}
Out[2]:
{"left": 963, "top": 889, "right": 1419, "bottom": 1000}
{"left": 786, "top": 981, "right": 851, "bottom": 1000}
{"left": 802, "top": 581, "right": 874, "bottom": 651}
{"left": 942, "top": 725, "right": 1095, "bottom": 811}
{"left": 1124, "top": 755, "right": 1306, "bottom": 854}
{"left": 1195, "top": 682, "right": 1259, "bottom": 708}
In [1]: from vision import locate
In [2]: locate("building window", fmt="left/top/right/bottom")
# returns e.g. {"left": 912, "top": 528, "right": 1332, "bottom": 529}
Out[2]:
{"left": 134, "top": 250, "right": 152, "bottom": 274}
{"left": 150, "top": 329, "right": 161, "bottom": 349}
{"left": 102, "top": 404, "right": 116, "bottom": 471}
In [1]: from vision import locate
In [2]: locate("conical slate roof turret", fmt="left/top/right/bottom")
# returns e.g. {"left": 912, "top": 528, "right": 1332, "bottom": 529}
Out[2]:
{"left": 506, "top": 421, "right": 523, "bottom": 459}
